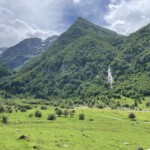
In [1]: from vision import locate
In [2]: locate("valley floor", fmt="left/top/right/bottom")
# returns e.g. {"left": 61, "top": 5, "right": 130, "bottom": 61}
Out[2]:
{"left": 0, "top": 104, "right": 150, "bottom": 150}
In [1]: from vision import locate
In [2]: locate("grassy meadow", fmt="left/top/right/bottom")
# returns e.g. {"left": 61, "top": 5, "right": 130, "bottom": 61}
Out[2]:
{"left": 0, "top": 99, "right": 150, "bottom": 150}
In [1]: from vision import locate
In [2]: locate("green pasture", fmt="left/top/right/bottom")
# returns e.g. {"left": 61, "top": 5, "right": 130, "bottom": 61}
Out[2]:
{"left": 0, "top": 103, "right": 150, "bottom": 150}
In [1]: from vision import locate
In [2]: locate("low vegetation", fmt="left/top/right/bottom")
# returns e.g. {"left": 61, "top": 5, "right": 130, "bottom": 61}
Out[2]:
{"left": 47, "top": 114, "right": 56, "bottom": 120}
{"left": 1, "top": 115, "right": 8, "bottom": 124}
{"left": 0, "top": 98, "right": 149, "bottom": 150}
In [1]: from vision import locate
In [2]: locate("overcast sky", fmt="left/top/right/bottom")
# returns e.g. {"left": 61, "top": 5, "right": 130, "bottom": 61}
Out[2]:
{"left": 0, "top": 0, "right": 150, "bottom": 47}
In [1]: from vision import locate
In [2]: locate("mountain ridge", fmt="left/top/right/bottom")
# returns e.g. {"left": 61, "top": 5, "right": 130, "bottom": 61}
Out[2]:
{"left": 0, "top": 17, "right": 149, "bottom": 100}
{"left": 0, "top": 35, "right": 59, "bottom": 70}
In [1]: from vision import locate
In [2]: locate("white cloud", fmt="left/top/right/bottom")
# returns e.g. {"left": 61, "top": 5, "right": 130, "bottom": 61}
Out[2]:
{"left": 73, "top": 0, "right": 82, "bottom": 4}
{"left": 104, "top": 0, "right": 150, "bottom": 35}
{"left": 0, "top": 0, "right": 106, "bottom": 47}
{"left": 0, "top": 0, "right": 70, "bottom": 47}
{"left": 0, "top": 0, "right": 149, "bottom": 47}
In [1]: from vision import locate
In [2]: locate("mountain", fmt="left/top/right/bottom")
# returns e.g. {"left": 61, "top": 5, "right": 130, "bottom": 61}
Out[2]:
{"left": 0, "top": 47, "right": 7, "bottom": 55}
{"left": 0, "top": 35, "right": 58, "bottom": 70}
{"left": 0, "top": 17, "right": 125, "bottom": 99}
{"left": 111, "top": 23, "right": 150, "bottom": 98}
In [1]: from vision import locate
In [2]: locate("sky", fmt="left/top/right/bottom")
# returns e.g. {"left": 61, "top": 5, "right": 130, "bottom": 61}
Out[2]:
{"left": 0, "top": 0, "right": 150, "bottom": 47}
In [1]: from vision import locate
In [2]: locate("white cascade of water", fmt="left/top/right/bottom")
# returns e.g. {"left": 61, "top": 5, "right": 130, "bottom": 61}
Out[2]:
{"left": 108, "top": 66, "right": 113, "bottom": 88}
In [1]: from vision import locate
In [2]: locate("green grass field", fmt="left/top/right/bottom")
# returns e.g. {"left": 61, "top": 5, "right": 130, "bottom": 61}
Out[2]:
{"left": 0, "top": 102, "right": 150, "bottom": 150}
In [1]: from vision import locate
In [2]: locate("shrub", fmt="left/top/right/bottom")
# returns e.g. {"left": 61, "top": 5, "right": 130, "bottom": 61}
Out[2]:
{"left": 29, "top": 114, "right": 33, "bottom": 117}
{"left": 6, "top": 106, "right": 13, "bottom": 113}
{"left": 24, "top": 105, "right": 32, "bottom": 110}
{"left": 54, "top": 107, "right": 59, "bottom": 111}
{"left": 7, "top": 108, "right": 13, "bottom": 113}
{"left": 64, "top": 109, "right": 69, "bottom": 117}
{"left": 71, "top": 109, "right": 76, "bottom": 113}
{"left": 89, "top": 118, "right": 94, "bottom": 121}
{"left": 56, "top": 109, "right": 63, "bottom": 117}
{"left": 128, "top": 112, "right": 136, "bottom": 120}
{"left": 137, "top": 147, "right": 144, "bottom": 150}
{"left": 70, "top": 112, "right": 74, "bottom": 118}
{"left": 146, "top": 101, "right": 150, "bottom": 107}
{"left": 97, "top": 104, "right": 104, "bottom": 109}
{"left": 20, "top": 108, "right": 27, "bottom": 112}
{"left": 0, "top": 105, "right": 5, "bottom": 113}
{"left": 70, "top": 110, "right": 75, "bottom": 118}
{"left": 41, "top": 106, "right": 47, "bottom": 110}
{"left": 47, "top": 114, "right": 56, "bottom": 120}
{"left": 2, "top": 115, "right": 8, "bottom": 124}
{"left": 79, "top": 113, "right": 85, "bottom": 120}
{"left": 35, "top": 110, "right": 42, "bottom": 118}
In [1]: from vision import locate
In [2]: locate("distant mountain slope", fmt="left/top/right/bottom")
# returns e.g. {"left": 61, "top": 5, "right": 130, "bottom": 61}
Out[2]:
{"left": 111, "top": 23, "right": 150, "bottom": 98}
{"left": 0, "top": 63, "right": 11, "bottom": 78}
{"left": 0, "top": 35, "right": 58, "bottom": 70}
{"left": 0, "top": 48, "right": 7, "bottom": 55}
{"left": 0, "top": 17, "right": 125, "bottom": 99}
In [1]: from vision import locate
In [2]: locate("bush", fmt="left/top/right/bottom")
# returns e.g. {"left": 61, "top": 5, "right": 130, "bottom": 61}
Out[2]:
{"left": 97, "top": 104, "right": 104, "bottom": 109}
{"left": 128, "top": 112, "right": 136, "bottom": 120}
{"left": 47, "top": 114, "right": 56, "bottom": 120}
{"left": 70, "top": 112, "right": 74, "bottom": 118}
{"left": 137, "top": 147, "right": 144, "bottom": 150}
{"left": 29, "top": 114, "right": 33, "bottom": 117}
{"left": 20, "top": 108, "right": 27, "bottom": 112}
{"left": 146, "top": 101, "right": 150, "bottom": 107}
{"left": 70, "top": 110, "right": 75, "bottom": 118}
{"left": 71, "top": 110, "right": 76, "bottom": 113}
{"left": 89, "top": 118, "right": 94, "bottom": 121}
{"left": 2, "top": 115, "right": 8, "bottom": 124}
{"left": 24, "top": 105, "right": 32, "bottom": 110}
{"left": 35, "top": 110, "right": 42, "bottom": 118}
{"left": 64, "top": 109, "right": 69, "bottom": 117}
{"left": 56, "top": 109, "right": 63, "bottom": 117}
{"left": 6, "top": 106, "right": 13, "bottom": 113}
{"left": 0, "top": 105, "right": 5, "bottom": 113}
{"left": 54, "top": 107, "right": 59, "bottom": 111}
{"left": 41, "top": 106, "right": 47, "bottom": 110}
{"left": 79, "top": 113, "right": 85, "bottom": 120}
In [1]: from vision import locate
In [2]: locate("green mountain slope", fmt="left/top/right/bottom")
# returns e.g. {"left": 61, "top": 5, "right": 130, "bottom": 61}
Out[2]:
{"left": 0, "top": 36, "right": 58, "bottom": 70}
{"left": 0, "top": 17, "right": 125, "bottom": 99}
{"left": 0, "top": 63, "right": 11, "bottom": 78}
{"left": 111, "top": 24, "right": 150, "bottom": 98}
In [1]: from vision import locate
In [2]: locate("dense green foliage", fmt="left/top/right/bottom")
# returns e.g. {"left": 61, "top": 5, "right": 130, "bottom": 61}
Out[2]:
{"left": 0, "top": 63, "right": 11, "bottom": 78}
{"left": 111, "top": 24, "right": 150, "bottom": 98}
{"left": 0, "top": 18, "right": 124, "bottom": 99}
{"left": 0, "top": 18, "right": 149, "bottom": 101}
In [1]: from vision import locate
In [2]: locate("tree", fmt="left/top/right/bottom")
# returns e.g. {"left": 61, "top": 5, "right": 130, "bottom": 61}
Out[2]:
{"left": 0, "top": 105, "right": 5, "bottom": 113}
{"left": 47, "top": 114, "right": 56, "bottom": 120}
{"left": 70, "top": 110, "right": 75, "bottom": 118}
{"left": 56, "top": 109, "right": 63, "bottom": 117}
{"left": 2, "top": 115, "right": 8, "bottom": 124}
{"left": 35, "top": 110, "right": 42, "bottom": 118}
{"left": 79, "top": 113, "right": 85, "bottom": 120}
{"left": 64, "top": 109, "right": 69, "bottom": 117}
{"left": 128, "top": 112, "right": 136, "bottom": 120}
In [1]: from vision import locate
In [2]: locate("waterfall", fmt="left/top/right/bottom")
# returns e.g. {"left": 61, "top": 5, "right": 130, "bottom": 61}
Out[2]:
{"left": 108, "top": 66, "right": 113, "bottom": 89}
